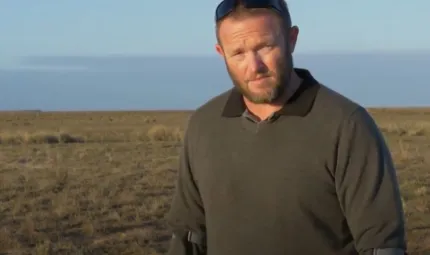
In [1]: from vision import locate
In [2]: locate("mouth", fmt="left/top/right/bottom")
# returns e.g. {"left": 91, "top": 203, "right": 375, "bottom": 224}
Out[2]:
{"left": 249, "top": 76, "right": 270, "bottom": 82}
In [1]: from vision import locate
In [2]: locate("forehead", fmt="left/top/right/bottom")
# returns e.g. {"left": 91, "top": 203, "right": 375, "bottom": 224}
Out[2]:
{"left": 218, "top": 12, "right": 282, "bottom": 45}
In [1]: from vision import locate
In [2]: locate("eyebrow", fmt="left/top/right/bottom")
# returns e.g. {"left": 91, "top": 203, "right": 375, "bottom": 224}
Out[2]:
{"left": 228, "top": 36, "right": 276, "bottom": 54}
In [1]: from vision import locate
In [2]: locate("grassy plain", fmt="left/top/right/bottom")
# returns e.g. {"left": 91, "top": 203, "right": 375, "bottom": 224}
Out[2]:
{"left": 0, "top": 108, "right": 429, "bottom": 254}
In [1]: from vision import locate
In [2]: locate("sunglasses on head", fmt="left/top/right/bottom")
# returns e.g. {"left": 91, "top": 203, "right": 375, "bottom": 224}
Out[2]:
{"left": 215, "top": 0, "right": 285, "bottom": 22}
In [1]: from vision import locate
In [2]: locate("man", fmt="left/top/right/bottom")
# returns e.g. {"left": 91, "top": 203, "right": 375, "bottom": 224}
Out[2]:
{"left": 165, "top": 0, "right": 407, "bottom": 254}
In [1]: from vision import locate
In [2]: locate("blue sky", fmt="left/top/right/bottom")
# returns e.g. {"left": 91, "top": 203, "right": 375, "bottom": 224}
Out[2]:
{"left": 0, "top": 1, "right": 429, "bottom": 109}
{"left": 1, "top": 0, "right": 429, "bottom": 61}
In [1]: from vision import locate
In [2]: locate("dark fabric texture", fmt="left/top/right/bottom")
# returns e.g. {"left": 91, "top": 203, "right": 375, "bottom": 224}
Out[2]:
{"left": 165, "top": 69, "right": 407, "bottom": 255}
{"left": 166, "top": 230, "right": 206, "bottom": 255}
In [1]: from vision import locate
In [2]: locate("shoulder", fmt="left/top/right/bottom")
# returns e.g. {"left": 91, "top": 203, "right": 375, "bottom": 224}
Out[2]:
{"left": 195, "top": 89, "right": 233, "bottom": 118}
{"left": 310, "top": 83, "right": 383, "bottom": 142}
{"left": 319, "top": 84, "right": 376, "bottom": 120}
{"left": 185, "top": 88, "right": 233, "bottom": 134}
{"left": 313, "top": 83, "right": 364, "bottom": 119}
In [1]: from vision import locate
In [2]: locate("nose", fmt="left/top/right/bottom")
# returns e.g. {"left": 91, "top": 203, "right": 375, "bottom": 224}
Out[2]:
{"left": 247, "top": 52, "right": 265, "bottom": 74}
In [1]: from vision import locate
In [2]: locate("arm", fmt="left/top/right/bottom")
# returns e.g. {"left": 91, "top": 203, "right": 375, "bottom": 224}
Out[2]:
{"left": 165, "top": 120, "right": 206, "bottom": 255}
{"left": 334, "top": 107, "right": 407, "bottom": 254}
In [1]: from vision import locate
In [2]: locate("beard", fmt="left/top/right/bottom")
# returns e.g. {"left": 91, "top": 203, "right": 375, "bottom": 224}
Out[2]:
{"left": 226, "top": 54, "right": 293, "bottom": 104}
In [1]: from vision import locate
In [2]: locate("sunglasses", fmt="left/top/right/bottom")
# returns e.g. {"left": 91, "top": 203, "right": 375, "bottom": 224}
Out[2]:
{"left": 215, "top": 0, "right": 285, "bottom": 22}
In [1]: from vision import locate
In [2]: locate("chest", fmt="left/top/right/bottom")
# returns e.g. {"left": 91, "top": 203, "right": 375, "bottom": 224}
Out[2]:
{"left": 192, "top": 121, "right": 337, "bottom": 211}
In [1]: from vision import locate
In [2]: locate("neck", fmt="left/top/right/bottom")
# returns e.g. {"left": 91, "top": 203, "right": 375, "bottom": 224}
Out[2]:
{"left": 244, "top": 69, "right": 302, "bottom": 121}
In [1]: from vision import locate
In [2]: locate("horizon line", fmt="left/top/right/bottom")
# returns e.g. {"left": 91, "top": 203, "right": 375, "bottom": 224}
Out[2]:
{"left": 2, "top": 105, "right": 430, "bottom": 113}
{"left": 16, "top": 49, "right": 430, "bottom": 59}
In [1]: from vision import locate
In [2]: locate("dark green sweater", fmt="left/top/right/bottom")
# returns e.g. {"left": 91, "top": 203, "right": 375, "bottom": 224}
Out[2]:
{"left": 166, "top": 68, "right": 406, "bottom": 255}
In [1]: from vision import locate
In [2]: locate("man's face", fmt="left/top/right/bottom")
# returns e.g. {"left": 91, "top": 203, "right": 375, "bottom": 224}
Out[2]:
{"left": 215, "top": 11, "right": 298, "bottom": 104}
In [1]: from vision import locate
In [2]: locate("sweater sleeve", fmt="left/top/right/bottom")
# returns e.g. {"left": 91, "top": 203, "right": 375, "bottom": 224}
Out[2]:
{"left": 334, "top": 107, "right": 407, "bottom": 254}
{"left": 165, "top": 118, "right": 206, "bottom": 255}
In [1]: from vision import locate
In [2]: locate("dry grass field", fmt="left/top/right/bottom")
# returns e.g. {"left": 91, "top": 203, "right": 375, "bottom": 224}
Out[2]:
{"left": 0, "top": 108, "right": 429, "bottom": 254}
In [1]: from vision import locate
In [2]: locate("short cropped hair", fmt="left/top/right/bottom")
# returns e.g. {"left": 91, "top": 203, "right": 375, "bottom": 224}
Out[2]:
{"left": 215, "top": 0, "right": 292, "bottom": 44}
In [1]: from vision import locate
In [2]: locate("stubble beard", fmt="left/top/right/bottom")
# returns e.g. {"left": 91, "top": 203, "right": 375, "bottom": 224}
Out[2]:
{"left": 226, "top": 55, "right": 292, "bottom": 104}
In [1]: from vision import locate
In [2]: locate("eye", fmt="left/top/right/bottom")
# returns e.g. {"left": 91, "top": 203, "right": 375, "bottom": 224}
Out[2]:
{"left": 260, "top": 44, "right": 274, "bottom": 51}
{"left": 228, "top": 50, "right": 246, "bottom": 61}
{"left": 232, "top": 50, "right": 243, "bottom": 56}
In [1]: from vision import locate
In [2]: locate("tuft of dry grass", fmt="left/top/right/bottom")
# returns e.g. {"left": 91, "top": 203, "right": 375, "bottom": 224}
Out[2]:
{"left": 0, "top": 109, "right": 429, "bottom": 254}
{"left": 0, "top": 131, "right": 85, "bottom": 145}
{"left": 147, "top": 125, "right": 183, "bottom": 142}
{"left": 0, "top": 124, "right": 184, "bottom": 145}
{"left": 379, "top": 123, "right": 428, "bottom": 137}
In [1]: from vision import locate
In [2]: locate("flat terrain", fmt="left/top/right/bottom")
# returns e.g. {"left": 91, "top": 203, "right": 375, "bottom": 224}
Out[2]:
{"left": 0, "top": 108, "right": 429, "bottom": 254}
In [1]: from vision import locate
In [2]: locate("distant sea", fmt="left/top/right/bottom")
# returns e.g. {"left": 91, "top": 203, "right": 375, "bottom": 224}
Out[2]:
{"left": 1, "top": 53, "right": 430, "bottom": 111}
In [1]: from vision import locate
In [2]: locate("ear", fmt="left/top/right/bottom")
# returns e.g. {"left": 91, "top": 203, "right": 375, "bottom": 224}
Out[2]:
{"left": 287, "top": 26, "right": 299, "bottom": 53}
{"left": 215, "top": 43, "right": 225, "bottom": 57}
